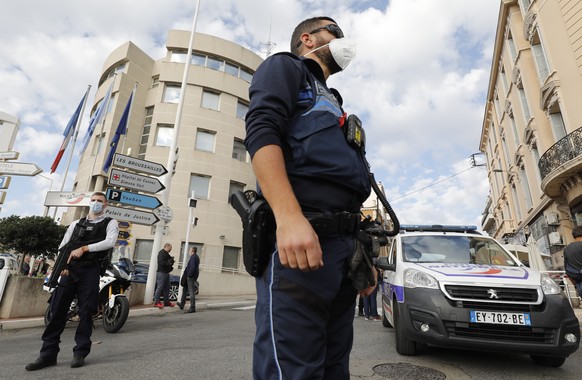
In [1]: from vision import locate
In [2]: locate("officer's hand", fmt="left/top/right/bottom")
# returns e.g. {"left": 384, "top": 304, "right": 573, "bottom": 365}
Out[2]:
{"left": 60, "top": 269, "right": 69, "bottom": 277}
{"left": 67, "top": 247, "right": 85, "bottom": 264}
{"left": 276, "top": 213, "right": 323, "bottom": 271}
{"left": 358, "top": 267, "right": 378, "bottom": 297}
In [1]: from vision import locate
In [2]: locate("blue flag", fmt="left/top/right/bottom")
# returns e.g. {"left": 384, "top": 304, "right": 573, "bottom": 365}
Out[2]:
{"left": 102, "top": 89, "right": 134, "bottom": 173}
{"left": 79, "top": 82, "right": 113, "bottom": 155}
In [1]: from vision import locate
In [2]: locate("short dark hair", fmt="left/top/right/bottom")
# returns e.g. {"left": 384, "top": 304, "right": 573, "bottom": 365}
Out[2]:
{"left": 572, "top": 226, "right": 582, "bottom": 238}
{"left": 290, "top": 16, "right": 337, "bottom": 55}
{"left": 91, "top": 191, "right": 106, "bottom": 199}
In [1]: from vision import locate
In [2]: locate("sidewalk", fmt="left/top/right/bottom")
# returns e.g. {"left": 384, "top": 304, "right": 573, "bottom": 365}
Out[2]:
{"left": 0, "top": 294, "right": 258, "bottom": 331}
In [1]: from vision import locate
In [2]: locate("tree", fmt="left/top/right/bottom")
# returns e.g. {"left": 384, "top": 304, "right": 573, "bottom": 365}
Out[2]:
{"left": 0, "top": 215, "right": 67, "bottom": 259}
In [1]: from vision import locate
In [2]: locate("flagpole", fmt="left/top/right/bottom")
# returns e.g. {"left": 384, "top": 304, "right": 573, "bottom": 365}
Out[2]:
{"left": 52, "top": 85, "right": 91, "bottom": 220}
{"left": 144, "top": 0, "right": 201, "bottom": 304}
{"left": 120, "top": 82, "right": 138, "bottom": 157}
{"left": 88, "top": 74, "right": 117, "bottom": 191}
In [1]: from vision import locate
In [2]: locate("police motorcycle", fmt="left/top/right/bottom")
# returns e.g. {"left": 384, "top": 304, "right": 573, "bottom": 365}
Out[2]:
{"left": 43, "top": 258, "right": 134, "bottom": 333}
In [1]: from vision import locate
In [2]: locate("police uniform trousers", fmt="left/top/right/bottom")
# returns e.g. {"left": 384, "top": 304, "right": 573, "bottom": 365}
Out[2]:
{"left": 253, "top": 235, "right": 357, "bottom": 380}
{"left": 40, "top": 264, "right": 100, "bottom": 359}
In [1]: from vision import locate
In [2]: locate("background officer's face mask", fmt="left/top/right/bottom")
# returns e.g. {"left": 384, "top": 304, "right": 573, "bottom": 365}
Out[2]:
{"left": 304, "top": 38, "right": 357, "bottom": 70}
{"left": 89, "top": 201, "right": 103, "bottom": 214}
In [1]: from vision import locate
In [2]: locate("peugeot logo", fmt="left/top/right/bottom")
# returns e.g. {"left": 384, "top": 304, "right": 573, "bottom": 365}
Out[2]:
{"left": 487, "top": 289, "right": 499, "bottom": 299}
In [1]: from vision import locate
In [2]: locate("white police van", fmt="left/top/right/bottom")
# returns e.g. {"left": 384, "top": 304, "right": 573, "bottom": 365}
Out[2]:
{"left": 376, "top": 225, "right": 580, "bottom": 367}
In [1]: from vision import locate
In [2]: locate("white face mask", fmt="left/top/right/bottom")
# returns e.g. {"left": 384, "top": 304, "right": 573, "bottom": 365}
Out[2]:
{"left": 304, "top": 38, "right": 357, "bottom": 70}
{"left": 89, "top": 201, "right": 103, "bottom": 214}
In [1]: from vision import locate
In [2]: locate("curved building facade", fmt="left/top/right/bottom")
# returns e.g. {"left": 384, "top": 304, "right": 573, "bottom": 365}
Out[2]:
{"left": 63, "top": 31, "right": 262, "bottom": 273}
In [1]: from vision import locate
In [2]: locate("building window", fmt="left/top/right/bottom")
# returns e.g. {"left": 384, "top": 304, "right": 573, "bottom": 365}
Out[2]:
{"left": 139, "top": 107, "right": 154, "bottom": 159}
{"left": 134, "top": 239, "right": 154, "bottom": 262}
{"left": 501, "top": 135, "right": 511, "bottom": 166}
{"left": 202, "top": 90, "right": 219, "bottom": 110}
{"left": 507, "top": 31, "right": 517, "bottom": 62}
{"left": 499, "top": 65, "right": 508, "bottom": 93}
{"left": 105, "top": 62, "right": 126, "bottom": 80}
{"left": 225, "top": 62, "right": 239, "bottom": 76}
{"left": 531, "top": 143, "right": 542, "bottom": 184}
{"left": 531, "top": 31, "right": 550, "bottom": 83}
{"left": 240, "top": 68, "right": 253, "bottom": 83}
{"left": 228, "top": 181, "right": 245, "bottom": 203}
{"left": 548, "top": 107, "right": 567, "bottom": 141}
{"left": 511, "top": 184, "right": 522, "bottom": 221}
{"left": 508, "top": 116, "right": 519, "bottom": 145}
{"left": 107, "top": 93, "right": 116, "bottom": 114}
{"left": 195, "top": 129, "right": 215, "bottom": 152}
{"left": 155, "top": 124, "right": 174, "bottom": 147}
{"left": 177, "top": 242, "right": 203, "bottom": 269}
{"left": 192, "top": 53, "right": 206, "bottom": 66}
{"left": 519, "top": 167, "right": 533, "bottom": 210}
{"left": 207, "top": 56, "right": 225, "bottom": 71}
{"left": 189, "top": 174, "right": 210, "bottom": 199}
{"left": 517, "top": 86, "right": 531, "bottom": 122}
{"left": 222, "top": 246, "right": 240, "bottom": 270}
{"left": 152, "top": 76, "right": 159, "bottom": 88}
{"left": 171, "top": 51, "right": 187, "bottom": 63}
{"left": 232, "top": 138, "right": 246, "bottom": 162}
{"left": 163, "top": 84, "right": 181, "bottom": 103}
{"left": 236, "top": 101, "right": 248, "bottom": 120}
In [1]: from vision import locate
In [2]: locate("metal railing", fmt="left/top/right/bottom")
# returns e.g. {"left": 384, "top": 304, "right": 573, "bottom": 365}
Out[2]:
{"left": 538, "top": 126, "right": 582, "bottom": 180}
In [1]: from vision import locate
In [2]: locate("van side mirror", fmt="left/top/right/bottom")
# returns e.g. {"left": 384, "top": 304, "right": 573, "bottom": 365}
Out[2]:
{"left": 376, "top": 256, "right": 395, "bottom": 271}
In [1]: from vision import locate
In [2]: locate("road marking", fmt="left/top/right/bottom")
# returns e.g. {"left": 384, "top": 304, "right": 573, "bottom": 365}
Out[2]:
{"left": 233, "top": 305, "right": 256, "bottom": 311}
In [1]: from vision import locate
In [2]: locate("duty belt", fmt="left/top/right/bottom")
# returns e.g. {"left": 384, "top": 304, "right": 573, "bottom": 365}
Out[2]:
{"left": 304, "top": 211, "right": 360, "bottom": 237}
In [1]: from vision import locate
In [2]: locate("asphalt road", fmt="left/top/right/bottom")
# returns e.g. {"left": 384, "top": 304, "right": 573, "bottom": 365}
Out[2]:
{"left": 1, "top": 305, "right": 581, "bottom": 379}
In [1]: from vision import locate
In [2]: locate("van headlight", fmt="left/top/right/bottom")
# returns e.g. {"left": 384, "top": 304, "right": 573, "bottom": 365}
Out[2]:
{"left": 404, "top": 269, "right": 438, "bottom": 289}
{"left": 540, "top": 274, "right": 561, "bottom": 295}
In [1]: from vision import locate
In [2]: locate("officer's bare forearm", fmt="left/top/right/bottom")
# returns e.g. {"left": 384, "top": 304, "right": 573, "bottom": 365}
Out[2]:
{"left": 251, "top": 145, "right": 303, "bottom": 222}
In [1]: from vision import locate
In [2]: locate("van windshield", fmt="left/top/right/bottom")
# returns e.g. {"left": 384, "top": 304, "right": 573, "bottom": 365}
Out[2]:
{"left": 402, "top": 235, "right": 518, "bottom": 266}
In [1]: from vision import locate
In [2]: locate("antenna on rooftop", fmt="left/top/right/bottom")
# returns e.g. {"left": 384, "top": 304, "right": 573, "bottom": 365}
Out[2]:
{"left": 259, "top": 16, "right": 276, "bottom": 57}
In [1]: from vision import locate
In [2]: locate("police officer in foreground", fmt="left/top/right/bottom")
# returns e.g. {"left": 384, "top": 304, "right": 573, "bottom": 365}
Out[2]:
{"left": 25, "top": 192, "right": 119, "bottom": 371}
{"left": 244, "top": 16, "right": 376, "bottom": 379}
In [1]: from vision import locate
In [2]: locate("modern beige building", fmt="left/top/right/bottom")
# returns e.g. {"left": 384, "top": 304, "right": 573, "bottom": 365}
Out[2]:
{"left": 480, "top": 0, "right": 582, "bottom": 269}
{"left": 62, "top": 30, "right": 263, "bottom": 272}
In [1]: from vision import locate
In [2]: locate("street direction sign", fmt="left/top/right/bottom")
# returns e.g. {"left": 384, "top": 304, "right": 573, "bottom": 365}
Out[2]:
{"left": 154, "top": 205, "right": 173, "bottom": 223}
{"left": 0, "top": 161, "right": 42, "bottom": 176}
{"left": 0, "top": 151, "right": 19, "bottom": 160}
{"left": 106, "top": 188, "right": 162, "bottom": 209}
{"left": 112, "top": 153, "right": 168, "bottom": 176}
{"left": 0, "top": 176, "right": 10, "bottom": 189}
{"left": 118, "top": 230, "right": 131, "bottom": 239}
{"left": 118, "top": 221, "right": 132, "bottom": 229}
{"left": 109, "top": 169, "right": 165, "bottom": 194}
{"left": 105, "top": 205, "right": 160, "bottom": 226}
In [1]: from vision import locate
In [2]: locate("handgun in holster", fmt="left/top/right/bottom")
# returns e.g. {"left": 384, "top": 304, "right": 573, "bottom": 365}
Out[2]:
{"left": 230, "top": 190, "right": 276, "bottom": 277}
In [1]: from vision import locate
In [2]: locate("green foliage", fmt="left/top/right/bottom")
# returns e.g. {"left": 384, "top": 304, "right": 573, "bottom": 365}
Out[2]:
{"left": 0, "top": 215, "right": 67, "bottom": 259}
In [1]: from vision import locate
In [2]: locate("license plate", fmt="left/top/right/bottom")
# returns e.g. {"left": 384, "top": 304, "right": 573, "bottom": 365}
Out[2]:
{"left": 470, "top": 310, "right": 531, "bottom": 325}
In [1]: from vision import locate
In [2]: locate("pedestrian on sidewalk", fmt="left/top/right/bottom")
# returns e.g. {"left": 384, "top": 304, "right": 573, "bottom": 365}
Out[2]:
{"left": 25, "top": 192, "right": 119, "bottom": 371}
{"left": 178, "top": 246, "right": 200, "bottom": 313}
{"left": 154, "top": 243, "right": 175, "bottom": 308}
{"left": 564, "top": 226, "right": 582, "bottom": 296}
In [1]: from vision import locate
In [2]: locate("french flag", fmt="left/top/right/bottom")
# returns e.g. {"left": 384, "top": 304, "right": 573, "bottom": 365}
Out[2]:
{"left": 50, "top": 90, "right": 89, "bottom": 174}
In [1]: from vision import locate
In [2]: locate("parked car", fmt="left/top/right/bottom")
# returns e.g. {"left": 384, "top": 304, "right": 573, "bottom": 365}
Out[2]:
{"left": 130, "top": 262, "right": 184, "bottom": 302}
{"left": 377, "top": 224, "right": 580, "bottom": 367}
{"left": 0, "top": 254, "right": 19, "bottom": 275}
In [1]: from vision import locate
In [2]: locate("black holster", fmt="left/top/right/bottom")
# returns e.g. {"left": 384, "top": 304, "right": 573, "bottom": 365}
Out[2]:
{"left": 231, "top": 191, "right": 276, "bottom": 277}
{"left": 348, "top": 231, "right": 377, "bottom": 291}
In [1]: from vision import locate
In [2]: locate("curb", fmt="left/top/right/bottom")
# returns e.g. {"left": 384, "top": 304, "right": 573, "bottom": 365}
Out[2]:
{"left": 0, "top": 298, "right": 256, "bottom": 331}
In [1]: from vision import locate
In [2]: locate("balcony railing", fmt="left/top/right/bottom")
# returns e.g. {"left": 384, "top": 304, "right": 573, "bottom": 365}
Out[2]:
{"left": 538, "top": 126, "right": 582, "bottom": 180}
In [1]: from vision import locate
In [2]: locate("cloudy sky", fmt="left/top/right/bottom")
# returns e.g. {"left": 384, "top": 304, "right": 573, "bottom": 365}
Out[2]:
{"left": 0, "top": 0, "right": 499, "bottom": 228}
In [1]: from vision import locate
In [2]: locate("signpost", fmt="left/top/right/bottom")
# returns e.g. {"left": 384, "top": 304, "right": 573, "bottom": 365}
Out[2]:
{"left": 105, "top": 205, "right": 160, "bottom": 226}
{"left": 112, "top": 153, "right": 168, "bottom": 176}
{"left": 153, "top": 205, "right": 173, "bottom": 223}
{"left": 0, "top": 151, "right": 19, "bottom": 160}
{"left": 106, "top": 188, "right": 162, "bottom": 209}
{"left": 0, "top": 162, "right": 42, "bottom": 176}
{"left": 109, "top": 169, "right": 165, "bottom": 194}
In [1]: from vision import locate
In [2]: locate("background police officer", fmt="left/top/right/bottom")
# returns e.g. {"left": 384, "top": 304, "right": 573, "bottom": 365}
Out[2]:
{"left": 26, "top": 191, "right": 119, "bottom": 371}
